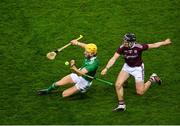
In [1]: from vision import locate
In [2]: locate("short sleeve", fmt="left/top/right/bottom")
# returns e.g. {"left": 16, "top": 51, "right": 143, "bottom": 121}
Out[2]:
{"left": 141, "top": 44, "right": 148, "bottom": 51}
{"left": 116, "top": 45, "right": 124, "bottom": 54}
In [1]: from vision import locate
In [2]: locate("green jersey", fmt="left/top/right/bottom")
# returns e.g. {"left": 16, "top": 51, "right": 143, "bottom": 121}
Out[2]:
{"left": 80, "top": 56, "right": 99, "bottom": 82}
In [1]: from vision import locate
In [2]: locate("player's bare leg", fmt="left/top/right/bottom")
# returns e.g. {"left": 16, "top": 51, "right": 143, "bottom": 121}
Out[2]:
{"left": 37, "top": 74, "right": 74, "bottom": 95}
{"left": 136, "top": 80, "right": 151, "bottom": 95}
{"left": 113, "top": 70, "right": 130, "bottom": 111}
{"left": 62, "top": 86, "right": 79, "bottom": 98}
{"left": 55, "top": 74, "right": 74, "bottom": 86}
{"left": 136, "top": 73, "right": 161, "bottom": 95}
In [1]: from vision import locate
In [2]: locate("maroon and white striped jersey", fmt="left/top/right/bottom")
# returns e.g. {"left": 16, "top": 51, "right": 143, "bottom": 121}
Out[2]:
{"left": 116, "top": 43, "right": 148, "bottom": 67}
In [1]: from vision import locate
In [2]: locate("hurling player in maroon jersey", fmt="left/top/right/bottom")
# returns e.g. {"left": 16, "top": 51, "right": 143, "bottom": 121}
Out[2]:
{"left": 101, "top": 33, "right": 171, "bottom": 111}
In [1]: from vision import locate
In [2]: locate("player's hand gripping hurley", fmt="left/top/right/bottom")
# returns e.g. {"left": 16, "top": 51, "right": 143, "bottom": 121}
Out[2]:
{"left": 68, "top": 60, "right": 113, "bottom": 86}
{"left": 46, "top": 35, "right": 83, "bottom": 60}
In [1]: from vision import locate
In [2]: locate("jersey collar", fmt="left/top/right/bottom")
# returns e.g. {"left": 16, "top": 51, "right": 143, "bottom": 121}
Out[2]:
{"left": 89, "top": 56, "right": 97, "bottom": 61}
{"left": 131, "top": 42, "right": 136, "bottom": 48}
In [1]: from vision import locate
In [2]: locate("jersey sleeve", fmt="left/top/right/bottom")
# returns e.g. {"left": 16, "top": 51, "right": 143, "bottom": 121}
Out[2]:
{"left": 116, "top": 45, "right": 124, "bottom": 54}
{"left": 85, "top": 62, "right": 98, "bottom": 73}
{"left": 141, "top": 44, "right": 148, "bottom": 51}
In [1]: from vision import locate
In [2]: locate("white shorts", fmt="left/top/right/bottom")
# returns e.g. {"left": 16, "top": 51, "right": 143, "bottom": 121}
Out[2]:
{"left": 70, "top": 73, "right": 92, "bottom": 93}
{"left": 122, "top": 63, "right": 144, "bottom": 82}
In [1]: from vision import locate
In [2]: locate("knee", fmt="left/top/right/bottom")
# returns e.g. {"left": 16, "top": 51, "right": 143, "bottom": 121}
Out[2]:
{"left": 136, "top": 90, "right": 144, "bottom": 95}
{"left": 115, "top": 82, "right": 123, "bottom": 89}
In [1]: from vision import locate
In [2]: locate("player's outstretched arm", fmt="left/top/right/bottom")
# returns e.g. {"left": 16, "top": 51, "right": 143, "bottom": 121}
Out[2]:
{"left": 101, "top": 52, "right": 120, "bottom": 75}
{"left": 148, "top": 38, "right": 172, "bottom": 49}
{"left": 70, "top": 39, "right": 87, "bottom": 48}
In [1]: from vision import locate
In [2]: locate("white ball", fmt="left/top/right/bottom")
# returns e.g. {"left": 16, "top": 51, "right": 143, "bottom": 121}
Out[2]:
{"left": 65, "top": 61, "right": 69, "bottom": 66}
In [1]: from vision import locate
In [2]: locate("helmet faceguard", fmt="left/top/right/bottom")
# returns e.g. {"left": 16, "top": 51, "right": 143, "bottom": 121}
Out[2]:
{"left": 123, "top": 33, "right": 136, "bottom": 48}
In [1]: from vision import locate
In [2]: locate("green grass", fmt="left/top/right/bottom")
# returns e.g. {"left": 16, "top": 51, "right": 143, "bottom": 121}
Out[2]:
{"left": 0, "top": 0, "right": 180, "bottom": 124}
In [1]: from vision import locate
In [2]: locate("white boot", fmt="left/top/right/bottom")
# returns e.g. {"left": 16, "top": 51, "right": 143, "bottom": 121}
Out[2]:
{"left": 150, "top": 73, "right": 162, "bottom": 85}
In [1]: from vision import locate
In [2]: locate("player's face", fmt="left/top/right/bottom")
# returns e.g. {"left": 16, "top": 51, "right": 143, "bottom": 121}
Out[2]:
{"left": 84, "top": 51, "right": 93, "bottom": 58}
{"left": 123, "top": 40, "right": 129, "bottom": 48}
{"left": 123, "top": 40, "right": 134, "bottom": 48}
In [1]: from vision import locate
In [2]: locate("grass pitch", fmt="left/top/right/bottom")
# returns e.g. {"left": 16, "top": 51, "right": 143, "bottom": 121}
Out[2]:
{"left": 0, "top": 0, "right": 180, "bottom": 124}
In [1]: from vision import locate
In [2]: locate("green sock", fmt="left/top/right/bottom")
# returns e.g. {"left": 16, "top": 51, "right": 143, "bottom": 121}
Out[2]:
{"left": 47, "top": 82, "right": 58, "bottom": 92}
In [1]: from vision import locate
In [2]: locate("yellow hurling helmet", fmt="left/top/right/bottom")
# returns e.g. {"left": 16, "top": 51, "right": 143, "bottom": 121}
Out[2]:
{"left": 85, "top": 43, "right": 97, "bottom": 54}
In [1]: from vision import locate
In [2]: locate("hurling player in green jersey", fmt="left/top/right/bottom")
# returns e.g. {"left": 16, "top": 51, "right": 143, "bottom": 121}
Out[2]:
{"left": 37, "top": 40, "right": 99, "bottom": 98}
